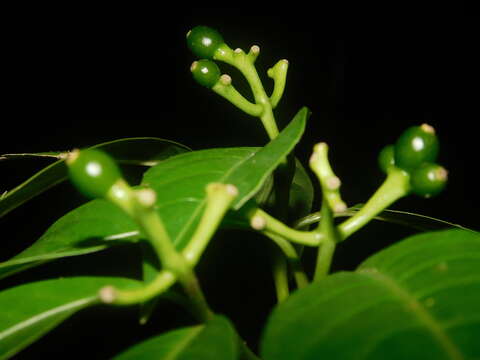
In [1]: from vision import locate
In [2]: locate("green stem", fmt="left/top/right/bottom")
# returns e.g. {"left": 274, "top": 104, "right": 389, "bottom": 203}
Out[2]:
{"left": 215, "top": 44, "right": 279, "bottom": 140}
{"left": 105, "top": 270, "right": 177, "bottom": 305}
{"left": 338, "top": 169, "right": 411, "bottom": 241}
{"left": 181, "top": 275, "right": 214, "bottom": 322}
{"left": 268, "top": 59, "right": 289, "bottom": 109}
{"left": 103, "top": 187, "right": 214, "bottom": 318}
{"left": 134, "top": 202, "right": 184, "bottom": 273}
{"left": 269, "top": 155, "right": 296, "bottom": 301}
{"left": 309, "top": 142, "right": 346, "bottom": 213}
{"left": 260, "top": 106, "right": 280, "bottom": 140}
{"left": 270, "top": 244, "right": 290, "bottom": 302}
{"left": 212, "top": 76, "right": 262, "bottom": 117}
{"left": 109, "top": 185, "right": 187, "bottom": 278}
{"left": 182, "top": 183, "right": 238, "bottom": 266}
{"left": 313, "top": 200, "right": 339, "bottom": 280}
{"left": 248, "top": 207, "right": 323, "bottom": 246}
{"left": 264, "top": 231, "right": 309, "bottom": 289}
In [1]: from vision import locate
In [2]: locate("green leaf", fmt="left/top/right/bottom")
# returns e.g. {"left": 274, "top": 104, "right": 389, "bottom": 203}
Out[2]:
{"left": 287, "top": 159, "right": 314, "bottom": 221}
{"left": 0, "top": 108, "right": 307, "bottom": 280}
{"left": 0, "top": 199, "right": 139, "bottom": 280}
{"left": 261, "top": 229, "right": 480, "bottom": 360}
{"left": 113, "top": 315, "right": 239, "bottom": 360}
{"left": 142, "top": 107, "right": 309, "bottom": 249}
{"left": 253, "top": 158, "right": 314, "bottom": 222}
{"left": 0, "top": 276, "right": 140, "bottom": 359}
{"left": 294, "top": 205, "right": 475, "bottom": 232}
{"left": 0, "top": 137, "right": 190, "bottom": 218}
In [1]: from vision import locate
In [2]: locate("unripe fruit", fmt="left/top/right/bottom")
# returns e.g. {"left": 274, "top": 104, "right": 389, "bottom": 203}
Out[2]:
{"left": 186, "top": 25, "right": 224, "bottom": 59}
{"left": 66, "top": 148, "right": 122, "bottom": 199}
{"left": 394, "top": 124, "right": 439, "bottom": 171}
{"left": 410, "top": 162, "right": 448, "bottom": 198}
{"left": 378, "top": 144, "right": 396, "bottom": 173}
{"left": 191, "top": 59, "right": 221, "bottom": 88}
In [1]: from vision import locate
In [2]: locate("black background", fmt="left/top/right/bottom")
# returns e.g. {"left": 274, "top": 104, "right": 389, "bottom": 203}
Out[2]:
{"left": 1, "top": 5, "right": 479, "bottom": 359}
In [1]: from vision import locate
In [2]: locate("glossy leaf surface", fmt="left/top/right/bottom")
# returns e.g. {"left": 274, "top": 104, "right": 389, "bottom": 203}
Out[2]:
{"left": 261, "top": 229, "right": 480, "bottom": 360}
{"left": 0, "top": 108, "right": 307, "bottom": 279}
{"left": 113, "top": 315, "right": 239, "bottom": 360}
{"left": 0, "top": 137, "right": 190, "bottom": 218}
{"left": 0, "top": 276, "right": 140, "bottom": 359}
{"left": 142, "top": 107, "right": 308, "bottom": 249}
{"left": 0, "top": 199, "right": 139, "bottom": 280}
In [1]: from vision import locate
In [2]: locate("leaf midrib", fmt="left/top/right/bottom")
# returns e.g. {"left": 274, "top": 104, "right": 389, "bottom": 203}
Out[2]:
{"left": 357, "top": 268, "right": 464, "bottom": 360}
{"left": 164, "top": 325, "right": 204, "bottom": 360}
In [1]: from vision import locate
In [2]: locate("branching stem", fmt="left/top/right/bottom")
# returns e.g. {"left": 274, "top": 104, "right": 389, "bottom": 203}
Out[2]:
{"left": 338, "top": 169, "right": 411, "bottom": 241}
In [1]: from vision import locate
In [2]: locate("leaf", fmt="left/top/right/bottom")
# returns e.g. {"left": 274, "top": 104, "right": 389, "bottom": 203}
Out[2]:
{"left": 351, "top": 206, "right": 475, "bottom": 232}
{"left": 0, "top": 276, "right": 140, "bottom": 359}
{"left": 0, "top": 137, "right": 190, "bottom": 218}
{"left": 253, "top": 158, "right": 315, "bottom": 222}
{"left": 0, "top": 107, "right": 308, "bottom": 279}
{"left": 112, "top": 315, "right": 239, "bottom": 360}
{"left": 261, "top": 229, "right": 480, "bottom": 360}
{"left": 287, "top": 159, "right": 314, "bottom": 221}
{"left": 0, "top": 199, "right": 140, "bottom": 280}
{"left": 294, "top": 205, "right": 475, "bottom": 232}
{"left": 142, "top": 107, "right": 309, "bottom": 249}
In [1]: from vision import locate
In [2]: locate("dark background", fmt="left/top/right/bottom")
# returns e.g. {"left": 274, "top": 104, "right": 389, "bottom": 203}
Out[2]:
{"left": 2, "top": 5, "right": 478, "bottom": 359}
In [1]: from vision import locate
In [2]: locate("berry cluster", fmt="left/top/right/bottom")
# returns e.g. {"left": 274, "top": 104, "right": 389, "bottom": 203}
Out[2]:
{"left": 378, "top": 124, "right": 448, "bottom": 198}
{"left": 187, "top": 26, "right": 225, "bottom": 88}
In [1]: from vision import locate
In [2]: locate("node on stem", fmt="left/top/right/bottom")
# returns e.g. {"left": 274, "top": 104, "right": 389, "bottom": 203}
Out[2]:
{"left": 99, "top": 286, "right": 117, "bottom": 304}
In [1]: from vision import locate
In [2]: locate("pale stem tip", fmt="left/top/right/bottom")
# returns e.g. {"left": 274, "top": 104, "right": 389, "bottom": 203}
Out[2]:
{"left": 250, "top": 215, "right": 267, "bottom": 230}
{"left": 58, "top": 152, "right": 69, "bottom": 160}
{"left": 421, "top": 123, "right": 436, "bottom": 134}
{"left": 250, "top": 45, "right": 260, "bottom": 53}
{"left": 436, "top": 167, "right": 448, "bottom": 180}
{"left": 220, "top": 74, "right": 232, "bottom": 85}
{"left": 326, "top": 176, "right": 341, "bottom": 190}
{"left": 99, "top": 285, "right": 117, "bottom": 304}
{"left": 65, "top": 148, "right": 80, "bottom": 165}
{"left": 190, "top": 61, "right": 198, "bottom": 72}
{"left": 226, "top": 184, "right": 239, "bottom": 197}
{"left": 234, "top": 48, "right": 243, "bottom": 54}
{"left": 313, "top": 142, "right": 328, "bottom": 153}
{"left": 333, "top": 202, "right": 347, "bottom": 213}
{"left": 206, "top": 182, "right": 238, "bottom": 198}
{"left": 186, "top": 30, "right": 191, "bottom": 38}
{"left": 136, "top": 188, "right": 157, "bottom": 207}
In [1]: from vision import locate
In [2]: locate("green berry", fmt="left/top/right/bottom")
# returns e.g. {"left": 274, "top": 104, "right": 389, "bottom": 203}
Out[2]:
{"left": 410, "top": 162, "right": 448, "bottom": 198}
{"left": 394, "top": 124, "right": 439, "bottom": 171}
{"left": 191, "top": 60, "right": 221, "bottom": 88}
{"left": 186, "top": 25, "right": 224, "bottom": 59}
{"left": 66, "top": 148, "right": 122, "bottom": 199}
{"left": 378, "top": 144, "right": 396, "bottom": 173}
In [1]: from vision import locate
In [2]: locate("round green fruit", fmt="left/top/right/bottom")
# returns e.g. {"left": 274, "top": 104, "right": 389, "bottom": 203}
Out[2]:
{"left": 410, "top": 162, "right": 448, "bottom": 198}
{"left": 378, "top": 144, "right": 396, "bottom": 173}
{"left": 66, "top": 148, "right": 122, "bottom": 199}
{"left": 191, "top": 59, "right": 221, "bottom": 88}
{"left": 186, "top": 25, "right": 224, "bottom": 59}
{"left": 394, "top": 124, "right": 439, "bottom": 170}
